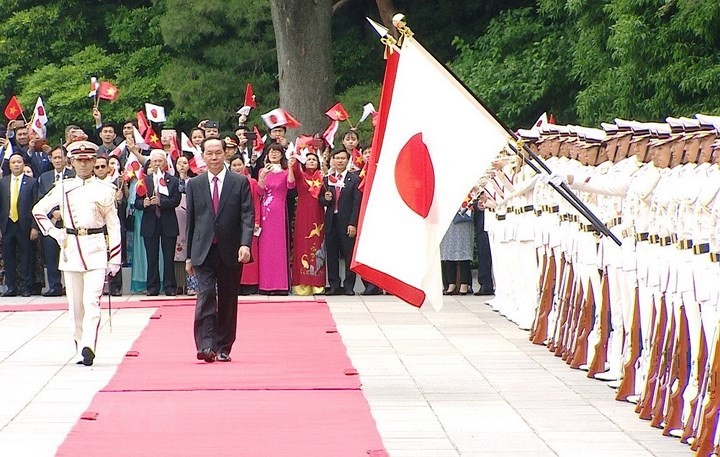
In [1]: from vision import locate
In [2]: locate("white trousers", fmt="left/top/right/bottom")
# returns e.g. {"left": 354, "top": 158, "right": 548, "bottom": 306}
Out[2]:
{"left": 64, "top": 269, "right": 105, "bottom": 353}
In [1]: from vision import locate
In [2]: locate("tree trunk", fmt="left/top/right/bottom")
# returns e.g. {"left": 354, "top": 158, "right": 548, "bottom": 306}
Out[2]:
{"left": 269, "top": 0, "right": 334, "bottom": 136}
{"left": 375, "top": 0, "right": 397, "bottom": 31}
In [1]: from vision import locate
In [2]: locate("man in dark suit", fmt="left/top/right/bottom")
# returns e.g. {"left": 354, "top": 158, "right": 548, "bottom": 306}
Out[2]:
{"left": 36, "top": 147, "right": 75, "bottom": 296}
{"left": 473, "top": 193, "right": 495, "bottom": 295}
{"left": 0, "top": 153, "right": 38, "bottom": 296}
{"left": 134, "top": 150, "right": 181, "bottom": 296}
{"left": 320, "top": 149, "right": 362, "bottom": 296}
{"left": 185, "top": 137, "right": 254, "bottom": 363}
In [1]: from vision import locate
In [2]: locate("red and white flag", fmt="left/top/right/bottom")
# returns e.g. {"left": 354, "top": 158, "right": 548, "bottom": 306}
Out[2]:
{"left": 532, "top": 112, "right": 548, "bottom": 131}
{"left": 88, "top": 77, "right": 99, "bottom": 98}
{"left": 132, "top": 126, "right": 150, "bottom": 150}
{"left": 325, "top": 102, "right": 349, "bottom": 122}
{"left": 359, "top": 102, "right": 376, "bottom": 124}
{"left": 322, "top": 120, "right": 340, "bottom": 148}
{"left": 123, "top": 147, "right": 142, "bottom": 180}
{"left": 30, "top": 97, "right": 48, "bottom": 139}
{"left": 109, "top": 140, "right": 127, "bottom": 158}
{"left": 351, "top": 35, "right": 510, "bottom": 310}
{"left": 181, "top": 132, "right": 206, "bottom": 174}
{"left": 261, "top": 108, "right": 301, "bottom": 129}
{"left": 155, "top": 171, "right": 170, "bottom": 196}
{"left": 145, "top": 103, "right": 166, "bottom": 123}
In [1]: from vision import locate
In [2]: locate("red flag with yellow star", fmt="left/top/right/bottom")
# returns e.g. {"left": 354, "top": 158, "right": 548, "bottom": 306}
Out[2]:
{"left": 144, "top": 126, "right": 163, "bottom": 149}
{"left": 97, "top": 81, "right": 119, "bottom": 101}
{"left": 325, "top": 102, "right": 349, "bottom": 122}
{"left": 4, "top": 96, "right": 22, "bottom": 120}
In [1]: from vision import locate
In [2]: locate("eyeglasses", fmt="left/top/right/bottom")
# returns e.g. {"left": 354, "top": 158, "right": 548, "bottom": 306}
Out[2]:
{"left": 94, "top": 165, "right": 107, "bottom": 169}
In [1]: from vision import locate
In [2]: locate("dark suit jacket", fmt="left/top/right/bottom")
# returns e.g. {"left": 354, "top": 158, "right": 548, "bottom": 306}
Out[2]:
{"left": 27, "top": 151, "right": 52, "bottom": 178}
{"left": 133, "top": 172, "right": 182, "bottom": 237}
{"left": 186, "top": 171, "right": 254, "bottom": 267}
{"left": 37, "top": 168, "right": 76, "bottom": 198}
{"left": 320, "top": 170, "right": 361, "bottom": 234}
{"left": 0, "top": 174, "right": 37, "bottom": 234}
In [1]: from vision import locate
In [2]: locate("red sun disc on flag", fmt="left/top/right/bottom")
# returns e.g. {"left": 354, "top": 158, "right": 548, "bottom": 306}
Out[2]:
{"left": 37, "top": 106, "right": 45, "bottom": 116}
{"left": 269, "top": 114, "right": 278, "bottom": 125}
{"left": 159, "top": 178, "right": 166, "bottom": 186}
{"left": 151, "top": 109, "right": 158, "bottom": 118}
{"left": 35, "top": 119, "right": 42, "bottom": 128}
{"left": 394, "top": 133, "right": 435, "bottom": 218}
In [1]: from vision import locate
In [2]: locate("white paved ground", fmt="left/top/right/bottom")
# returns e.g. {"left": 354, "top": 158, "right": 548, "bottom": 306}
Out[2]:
{"left": 0, "top": 293, "right": 693, "bottom": 456}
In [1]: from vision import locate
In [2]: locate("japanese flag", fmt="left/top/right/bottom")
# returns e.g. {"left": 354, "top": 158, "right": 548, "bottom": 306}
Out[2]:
{"left": 181, "top": 132, "right": 206, "bottom": 174}
{"left": 351, "top": 36, "right": 511, "bottom": 310}
{"left": 261, "top": 108, "right": 301, "bottom": 129}
{"left": 145, "top": 103, "right": 166, "bottom": 123}
{"left": 30, "top": 97, "right": 48, "bottom": 139}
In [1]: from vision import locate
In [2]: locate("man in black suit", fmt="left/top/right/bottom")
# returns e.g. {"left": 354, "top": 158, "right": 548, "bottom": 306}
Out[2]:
{"left": 320, "top": 149, "right": 362, "bottom": 296}
{"left": 36, "top": 147, "right": 75, "bottom": 296}
{"left": 134, "top": 150, "right": 181, "bottom": 296}
{"left": 185, "top": 137, "right": 254, "bottom": 363}
{"left": 0, "top": 153, "right": 38, "bottom": 296}
{"left": 473, "top": 193, "right": 495, "bottom": 295}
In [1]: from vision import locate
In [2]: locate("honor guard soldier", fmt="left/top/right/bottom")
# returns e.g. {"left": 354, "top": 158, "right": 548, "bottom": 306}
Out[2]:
{"left": 32, "top": 141, "right": 122, "bottom": 366}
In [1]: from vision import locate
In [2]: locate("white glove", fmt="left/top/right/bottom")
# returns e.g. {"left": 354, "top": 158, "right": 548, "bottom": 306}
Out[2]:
{"left": 548, "top": 173, "right": 566, "bottom": 187}
{"left": 48, "top": 227, "right": 66, "bottom": 245}
{"left": 538, "top": 173, "right": 551, "bottom": 185}
{"left": 106, "top": 264, "right": 121, "bottom": 277}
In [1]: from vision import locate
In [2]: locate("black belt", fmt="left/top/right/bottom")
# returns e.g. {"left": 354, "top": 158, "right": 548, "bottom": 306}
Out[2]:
{"left": 694, "top": 243, "right": 710, "bottom": 255}
{"left": 635, "top": 232, "right": 649, "bottom": 242}
{"left": 66, "top": 227, "right": 105, "bottom": 236}
{"left": 607, "top": 216, "right": 622, "bottom": 228}
{"left": 496, "top": 214, "right": 506, "bottom": 221}
{"left": 710, "top": 252, "right": 719, "bottom": 262}
{"left": 677, "top": 239, "right": 693, "bottom": 250}
{"left": 580, "top": 223, "right": 599, "bottom": 233}
{"left": 516, "top": 205, "right": 534, "bottom": 214}
{"left": 534, "top": 209, "right": 543, "bottom": 216}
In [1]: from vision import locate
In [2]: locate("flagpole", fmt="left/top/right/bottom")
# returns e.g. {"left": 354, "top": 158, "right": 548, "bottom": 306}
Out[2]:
{"left": 381, "top": 19, "right": 620, "bottom": 247}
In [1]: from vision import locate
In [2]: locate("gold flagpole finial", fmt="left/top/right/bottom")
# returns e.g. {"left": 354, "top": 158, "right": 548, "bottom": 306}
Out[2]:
{"left": 392, "top": 13, "right": 413, "bottom": 46}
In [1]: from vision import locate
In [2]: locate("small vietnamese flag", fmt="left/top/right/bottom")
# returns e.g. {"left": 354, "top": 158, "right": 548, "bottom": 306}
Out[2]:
{"left": 325, "top": 102, "right": 349, "bottom": 122}
{"left": 252, "top": 125, "right": 265, "bottom": 153}
{"left": 4, "top": 96, "right": 22, "bottom": 120}
{"left": 135, "top": 169, "right": 148, "bottom": 197}
{"left": 136, "top": 111, "right": 151, "bottom": 136}
{"left": 244, "top": 83, "right": 256, "bottom": 109}
{"left": 144, "top": 126, "right": 163, "bottom": 149}
{"left": 97, "top": 81, "right": 119, "bottom": 101}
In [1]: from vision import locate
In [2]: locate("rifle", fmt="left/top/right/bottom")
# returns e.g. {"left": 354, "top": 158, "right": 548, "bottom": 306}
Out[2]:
{"left": 548, "top": 254, "right": 570, "bottom": 352}
{"left": 662, "top": 303, "right": 690, "bottom": 435}
{"left": 561, "top": 278, "right": 582, "bottom": 361}
{"left": 532, "top": 251, "right": 556, "bottom": 345}
{"left": 529, "top": 249, "right": 548, "bottom": 342}
{"left": 680, "top": 327, "right": 709, "bottom": 443}
{"left": 570, "top": 279, "right": 594, "bottom": 369}
{"left": 649, "top": 300, "right": 677, "bottom": 427}
{"left": 637, "top": 294, "right": 667, "bottom": 418}
{"left": 587, "top": 268, "right": 611, "bottom": 377}
{"left": 616, "top": 286, "right": 641, "bottom": 401}
{"left": 692, "top": 326, "right": 720, "bottom": 455}
{"left": 545, "top": 253, "right": 565, "bottom": 350}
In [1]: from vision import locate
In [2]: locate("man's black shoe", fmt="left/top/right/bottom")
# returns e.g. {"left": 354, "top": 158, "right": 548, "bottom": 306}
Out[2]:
{"left": 81, "top": 347, "right": 95, "bottom": 366}
{"left": 21, "top": 291, "right": 31, "bottom": 297}
{"left": 110, "top": 291, "right": 122, "bottom": 297}
{"left": 2, "top": 290, "right": 18, "bottom": 297}
{"left": 165, "top": 290, "right": 176, "bottom": 296}
{"left": 43, "top": 288, "right": 63, "bottom": 297}
{"left": 216, "top": 352, "right": 232, "bottom": 362}
{"left": 474, "top": 288, "right": 495, "bottom": 296}
{"left": 196, "top": 348, "right": 216, "bottom": 363}
{"left": 147, "top": 291, "right": 159, "bottom": 296}
{"left": 325, "top": 288, "right": 341, "bottom": 296}
{"left": 344, "top": 290, "right": 355, "bottom": 296}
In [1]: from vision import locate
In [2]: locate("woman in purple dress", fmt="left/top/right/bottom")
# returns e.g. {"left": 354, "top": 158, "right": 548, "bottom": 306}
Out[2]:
{"left": 257, "top": 143, "right": 296, "bottom": 295}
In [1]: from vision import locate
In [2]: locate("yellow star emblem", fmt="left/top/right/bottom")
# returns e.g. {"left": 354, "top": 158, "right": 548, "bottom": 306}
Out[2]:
{"left": 107, "top": 87, "right": 117, "bottom": 96}
{"left": 7, "top": 106, "right": 17, "bottom": 116}
{"left": 150, "top": 134, "right": 159, "bottom": 143}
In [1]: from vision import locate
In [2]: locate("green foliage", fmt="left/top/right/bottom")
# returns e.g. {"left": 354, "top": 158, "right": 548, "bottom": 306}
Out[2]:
{"left": 337, "top": 82, "right": 381, "bottom": 146}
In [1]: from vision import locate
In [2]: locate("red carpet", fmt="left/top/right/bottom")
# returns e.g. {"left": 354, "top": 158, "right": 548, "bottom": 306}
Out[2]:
{"left": 55, "top": 300, "right": 386, "bottom": 456}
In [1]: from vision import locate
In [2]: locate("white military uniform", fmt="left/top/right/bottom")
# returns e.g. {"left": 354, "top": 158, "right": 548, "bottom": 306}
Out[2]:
{"left": 32, "top": 142, "right": 121, "bottom": 364}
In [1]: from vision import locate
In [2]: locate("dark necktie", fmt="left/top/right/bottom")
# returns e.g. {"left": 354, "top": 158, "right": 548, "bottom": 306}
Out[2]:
{"left": 55, "top": 173, "right": 61, "bottom": 183}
